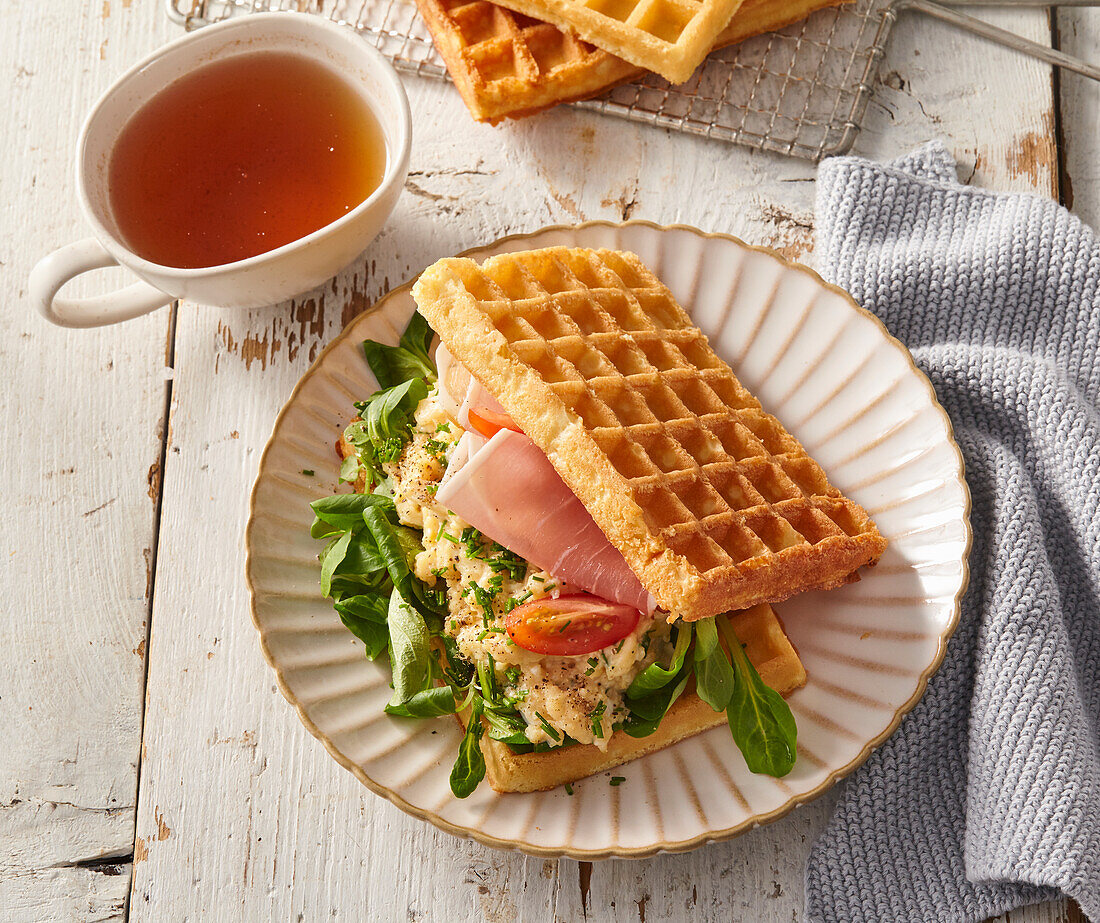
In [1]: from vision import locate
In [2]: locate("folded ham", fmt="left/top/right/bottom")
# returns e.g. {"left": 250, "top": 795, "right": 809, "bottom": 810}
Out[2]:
{"left": 435, "top": 345, "right": 656, "bottom": 614}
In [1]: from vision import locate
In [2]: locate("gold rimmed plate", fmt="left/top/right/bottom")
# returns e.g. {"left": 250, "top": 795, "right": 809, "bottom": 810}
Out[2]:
{"left": 245, "top": 221, "right": 971, "bottom": 859}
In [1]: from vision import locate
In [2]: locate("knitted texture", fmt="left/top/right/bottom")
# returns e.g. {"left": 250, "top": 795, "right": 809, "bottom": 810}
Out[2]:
{"left": 805, "top": 143, "right": 1100, "bottom": 922}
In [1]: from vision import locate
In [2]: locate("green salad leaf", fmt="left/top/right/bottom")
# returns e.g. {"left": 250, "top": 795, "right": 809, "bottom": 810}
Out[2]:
{"left": 626, "top": 622, "right": 693, "bottom": 699}
{"left": 362, "top": 312, "right": 436, "bottom": 390}
{"left": 310, "top": 493, "right": 391, "bottom": 536}
{"left": 344, "top": 377, "right": 430, "bottom": 489}
{"left": 318, "top": 530, "right": 353, "bottom": 598}
{"left": 622, "top": 668, "right": 692, "bottom": 739}
{"left": 385, "top": 593, "right": 433, "bottom": 702}
{"left": 717, "top": 616, "right": 797, "bottom": 777}
{"left": 693, "top": 615, "right": 720, "bottom": 661}
{"left": 384, "top": 593, "right": 458, "bottom": 718}
{"left": 450, "top": 698, "right": 487, "bottom": 799}
{"left": 390, "top": 687, "right": 459, "bottom": 719}
{"left": 693, "top": 617, "right": 736, "bottom": 713}
{"left": 483, "top": 704, "right": 531, "bottom": 745}
{"left": 334, "top": 593, "right": 390, "bottom": 659}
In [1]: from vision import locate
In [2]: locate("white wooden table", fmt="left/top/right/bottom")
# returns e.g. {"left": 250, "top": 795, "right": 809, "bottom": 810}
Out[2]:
{"left": 3, "top": 1, "right": 1095, "bottom": 920}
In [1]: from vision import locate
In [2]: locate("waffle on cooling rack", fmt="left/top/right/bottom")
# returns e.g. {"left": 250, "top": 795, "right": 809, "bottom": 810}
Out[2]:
{"left": 413, "top": 246, "right": 887, "bottom": 621}
{"left": 415, "top": 0, "right": 638, "bottom": 122}
{"left": 480, "top": 0, "right": 744, "bottom": 83}
{"left": 416, "top": 0, "right": 850, "bottom": 122}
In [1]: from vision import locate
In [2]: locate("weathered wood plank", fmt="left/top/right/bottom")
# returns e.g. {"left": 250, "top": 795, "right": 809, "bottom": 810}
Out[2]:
{"left": 122, "top": 7, "right": 1065, "bottom": 923}
{"left": 1056, "top": 8, "right": 1100, "bottom": 225}
{"left": 0, "top": 1, "right": 175, "bottom": 919}
{"left": 3, "top": 866, "right": 129, "bottom": 923}
{"left": 857, "top": 6, "right": 1057, "bottom": 196}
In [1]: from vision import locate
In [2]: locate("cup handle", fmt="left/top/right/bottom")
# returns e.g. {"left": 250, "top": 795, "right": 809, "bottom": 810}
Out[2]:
{"left": 30, "top": 238, "right": 175, "bottom": 328}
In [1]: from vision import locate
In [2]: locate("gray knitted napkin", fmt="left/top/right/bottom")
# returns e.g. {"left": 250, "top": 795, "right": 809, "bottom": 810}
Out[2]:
{"left": 804, "top": 143, "right": 1100, "bottom": 922}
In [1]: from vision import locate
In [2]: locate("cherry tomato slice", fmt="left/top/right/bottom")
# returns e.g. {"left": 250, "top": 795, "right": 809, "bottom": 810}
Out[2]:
{"left": 505, "top": 594, "right": 641, "bottom": 656}
{"left": 467, "top": 406, "right": 522, "bottom": 439}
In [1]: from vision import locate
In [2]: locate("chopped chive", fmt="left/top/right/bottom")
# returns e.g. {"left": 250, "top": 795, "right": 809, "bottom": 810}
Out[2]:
{"left": 301, "top": 469, "right": 315, "bottom": 477}
{"left": 591, "top": 701, "right": 606, "bottom": 739}
{"left": 535, "top": 712, "right": 561, "bottom": 742}
{"left": 609, "top": 777, "right": 626, "bottom": 786}
{"left": 564, "top": 783, "right": 574, "bottom": 796}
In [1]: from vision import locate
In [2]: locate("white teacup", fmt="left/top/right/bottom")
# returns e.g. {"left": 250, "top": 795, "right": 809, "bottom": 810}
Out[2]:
{"left": 30, "top": 13, "right": 412, "bottom": 328}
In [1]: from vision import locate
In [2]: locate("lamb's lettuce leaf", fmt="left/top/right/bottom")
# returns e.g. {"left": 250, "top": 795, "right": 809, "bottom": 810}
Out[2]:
{"left": 362, "top": 312, "right": 436, "bottom": 390}
{"left": 626, "top": 622, "right": 693, "bottom": 699}
{"left": 450, "top": 698, "right": 486, "bottom": 799}
{"left": 693, "top": 617, "right": 736, "bottom": 713}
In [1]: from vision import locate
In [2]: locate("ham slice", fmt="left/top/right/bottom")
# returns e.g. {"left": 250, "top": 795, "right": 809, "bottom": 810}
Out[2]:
{"left": 434, "top": 344, "right": 656, "bottom": 613}
{"left": 437, "top": 428, "right": 656, "bottom": 614}
{"left": 436, "top": 341, "right": 508, "bottom": 432}
{"left": 434, "top": 342, "right": 468, "bottom": 420}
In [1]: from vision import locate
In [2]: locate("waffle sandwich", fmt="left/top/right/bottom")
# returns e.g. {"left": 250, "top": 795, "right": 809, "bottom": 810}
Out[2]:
{"left": 412, "top": 246, "right": 887, "bottom": 622}
{"left": 315, "top": 245, "right": 882, "bottom": 797}
{"left": 417, "top": 0, "right": 848, "bottom": 122}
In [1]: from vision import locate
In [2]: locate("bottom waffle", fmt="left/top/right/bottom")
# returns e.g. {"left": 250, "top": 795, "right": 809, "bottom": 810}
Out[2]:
{"left": 416, "top": 0, "right": 850, "bottom": 123}
{"left": 471, "top": 604, "right": 807, "bottom": 793}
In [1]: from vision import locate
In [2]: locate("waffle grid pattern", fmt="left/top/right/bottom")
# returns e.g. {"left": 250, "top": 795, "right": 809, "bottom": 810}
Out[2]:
{"left": 431, "top": 248, "right": 883, "bottom": 596}
{"left": 416, "top": 0, "right": 637, "bottom": 121}
{"left": 478, "top": 0, "right": 741, "bottom": 84}
{"left": 167, "top": 0, "right": 895, "bottom": 160}
{"left": 443, "top": 0, "right": 597, "bottom": 75}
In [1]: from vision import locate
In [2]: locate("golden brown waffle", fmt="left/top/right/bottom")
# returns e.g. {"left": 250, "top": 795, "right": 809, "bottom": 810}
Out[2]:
{"left": 413, "top": 246, "right": 887, "bottom": 622}
{"left": 481, "top": 0, "right": 743, "bottom": 83}
{"left": 415, "top": 0, "right": 638, "bottom": 122}
{"left": 417, "top": 0, "right": 849, "bottom": 123}
{"left": 474, "top": 605, "right": 807, "bottom": 792}
{"left": 714, "top": 0, "right": 850, "bottom": 48}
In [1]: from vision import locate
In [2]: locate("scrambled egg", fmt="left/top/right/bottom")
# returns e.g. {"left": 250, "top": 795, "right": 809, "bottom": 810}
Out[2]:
{"left": 385, "top": 389, "right": 670, "bottom": 750}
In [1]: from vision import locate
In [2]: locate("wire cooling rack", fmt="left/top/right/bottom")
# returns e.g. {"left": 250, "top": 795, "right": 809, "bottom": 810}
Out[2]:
{"left": 166, "top": 0, "right": 894, "bottom": 160}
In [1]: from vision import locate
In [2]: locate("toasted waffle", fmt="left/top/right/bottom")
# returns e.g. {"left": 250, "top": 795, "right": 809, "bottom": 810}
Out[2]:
{"left": 413, "top": 246, "right": 887, "bottom": 621}
{"left": 417, "top": 0, "right": 848, "bottom": 123}
{"left": 480, "top": 0, "right": 743, "bottom": 83}
{"left": 473, "top": 604, "right": 807, "bottom": 792}
{"left": 416, "top": 0, "right": 638, "bottom": 122}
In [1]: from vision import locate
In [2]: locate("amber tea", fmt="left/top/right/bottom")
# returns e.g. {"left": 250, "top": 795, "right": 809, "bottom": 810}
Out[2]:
{"left": 108, "top": 50, "right": 387, "bottom": 269}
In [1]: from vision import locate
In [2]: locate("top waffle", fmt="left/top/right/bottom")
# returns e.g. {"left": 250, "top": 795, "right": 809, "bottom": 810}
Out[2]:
{"left": 416, "top": 0, "right": 849, "bottom": 122}
{"left": 412, "top": 247, "right": 887, "bottom": 621}
{"left": 485, "top": 0, "right": 744, "bottom": 83}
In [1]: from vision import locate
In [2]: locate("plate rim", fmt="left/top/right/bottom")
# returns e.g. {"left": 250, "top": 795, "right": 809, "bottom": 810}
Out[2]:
{"left": 244, "top": 219, "right": 973, "bottom": 860}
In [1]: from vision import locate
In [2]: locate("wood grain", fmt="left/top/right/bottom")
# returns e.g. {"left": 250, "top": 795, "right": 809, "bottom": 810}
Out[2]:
{"left": 0, "top": 1, "right": 174, "bottom": 919}
{"left": 1056, "top": 8, "right": 1100, "bottom": 223}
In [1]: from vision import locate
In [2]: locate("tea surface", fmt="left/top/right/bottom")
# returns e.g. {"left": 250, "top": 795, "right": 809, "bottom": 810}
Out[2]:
{"left": 108, "top": 50, "right": 386, "bottom": 269}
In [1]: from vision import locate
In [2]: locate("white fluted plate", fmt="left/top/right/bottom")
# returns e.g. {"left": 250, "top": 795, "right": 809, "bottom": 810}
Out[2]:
{"left": 246, "top": 221, "right": 971, "bottom": 859}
